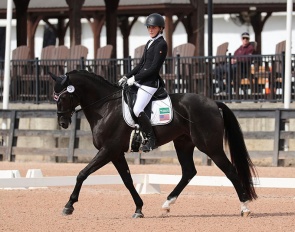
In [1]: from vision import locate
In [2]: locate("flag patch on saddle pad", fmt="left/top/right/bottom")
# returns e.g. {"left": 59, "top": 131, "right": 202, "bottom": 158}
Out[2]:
{"left": 159, "top": 108, "right": 170, "bottom": 121}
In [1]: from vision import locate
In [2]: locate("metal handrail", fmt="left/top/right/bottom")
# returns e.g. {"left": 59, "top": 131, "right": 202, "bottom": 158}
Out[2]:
{"left": 0, "top": 53, "right": 294, "bottom": 104}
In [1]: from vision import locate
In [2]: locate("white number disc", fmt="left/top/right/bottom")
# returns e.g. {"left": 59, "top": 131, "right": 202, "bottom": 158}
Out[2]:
{"left": 67, "top": 85, "right": 75, "bottom": 93}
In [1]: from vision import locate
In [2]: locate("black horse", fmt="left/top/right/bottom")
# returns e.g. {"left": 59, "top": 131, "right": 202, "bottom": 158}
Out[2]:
{"left": 50, "top": 70, "right": 257, "bottom": 218}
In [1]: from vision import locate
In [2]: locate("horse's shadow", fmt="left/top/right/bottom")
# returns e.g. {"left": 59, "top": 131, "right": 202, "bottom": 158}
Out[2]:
{"left": 147, "top": 212, "right": 295, "bottom": 219}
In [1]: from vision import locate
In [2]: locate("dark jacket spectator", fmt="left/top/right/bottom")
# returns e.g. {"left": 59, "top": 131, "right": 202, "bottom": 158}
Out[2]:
{"left": 214, "top": 32, "right": 254, "bottom": 96}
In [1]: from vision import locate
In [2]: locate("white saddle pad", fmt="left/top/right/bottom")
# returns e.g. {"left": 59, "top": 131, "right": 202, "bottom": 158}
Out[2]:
{"left": 122, "top": 94, "right": 173, "bottom": 128}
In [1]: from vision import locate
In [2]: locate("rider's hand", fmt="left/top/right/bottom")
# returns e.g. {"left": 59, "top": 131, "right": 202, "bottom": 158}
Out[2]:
{"left": 127, "top": 76, "right": 135, "bottom": 86}
{"left": 118, "top": 76, "right": 127, "bottom": 87}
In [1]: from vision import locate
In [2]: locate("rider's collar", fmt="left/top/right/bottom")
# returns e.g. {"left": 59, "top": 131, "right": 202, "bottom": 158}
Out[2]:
{"left": 151, "top": 34, "right": 163, "bottom": 41}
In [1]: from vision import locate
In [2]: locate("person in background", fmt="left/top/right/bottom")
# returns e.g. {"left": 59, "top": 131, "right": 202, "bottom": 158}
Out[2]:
{"left": 214, "top": 32, "right": 254, "bottom": 96}
{"left": 118, "top": 13, "right": 168, "bottom": 152}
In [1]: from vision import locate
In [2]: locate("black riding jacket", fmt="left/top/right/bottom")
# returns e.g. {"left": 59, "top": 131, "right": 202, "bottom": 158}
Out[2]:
{"left": 126, "top": 36, "right": 168, "bottom": 88}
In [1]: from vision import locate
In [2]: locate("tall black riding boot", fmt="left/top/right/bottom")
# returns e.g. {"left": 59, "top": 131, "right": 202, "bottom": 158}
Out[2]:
{"left": 138, "top": 112, "right": 156, "bottom": 152}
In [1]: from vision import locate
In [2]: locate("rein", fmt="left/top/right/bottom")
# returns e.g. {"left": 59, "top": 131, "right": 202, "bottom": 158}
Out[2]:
{"left": 75, "top": 89, "right": 122, "bottom": 113}
{"left": 54, "top": 87, "right": 122, "bottom": 115}
{"left": 54, "top": 79, "right": 193, "bottom": 124}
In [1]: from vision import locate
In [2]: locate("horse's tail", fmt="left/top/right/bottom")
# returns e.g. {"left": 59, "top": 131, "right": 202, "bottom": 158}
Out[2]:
{"left": 216, "top": 101, "right": 258, "bottom": 200}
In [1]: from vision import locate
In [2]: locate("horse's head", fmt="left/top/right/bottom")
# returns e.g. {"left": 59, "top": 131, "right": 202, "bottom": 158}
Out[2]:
{"left": 50, "top": 72, "right": 80, "bottom": 129}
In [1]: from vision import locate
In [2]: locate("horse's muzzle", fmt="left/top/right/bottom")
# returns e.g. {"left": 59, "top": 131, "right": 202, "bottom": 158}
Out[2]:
{"left": 59, "top": 116, "right": 71, "bottom": 129}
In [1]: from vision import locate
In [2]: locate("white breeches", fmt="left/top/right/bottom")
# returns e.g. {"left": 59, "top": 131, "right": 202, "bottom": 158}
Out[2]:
{"left": 133, "top": 85, "right": 158, "bottom": 117}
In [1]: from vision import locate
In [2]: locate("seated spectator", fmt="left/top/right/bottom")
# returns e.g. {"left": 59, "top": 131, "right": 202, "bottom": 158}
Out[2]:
{"left": 214, "top": 32, "right": 254, "bottom": 96}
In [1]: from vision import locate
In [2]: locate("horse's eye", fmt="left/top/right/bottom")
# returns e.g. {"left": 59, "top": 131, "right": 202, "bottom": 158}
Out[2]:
{"left": 60, "top": 94, "right": 69, "bottom": 100}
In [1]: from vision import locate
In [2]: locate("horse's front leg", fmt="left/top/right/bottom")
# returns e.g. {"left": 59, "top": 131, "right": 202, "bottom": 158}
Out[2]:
{"left": 63, "top": 148, "right": 111, "bottom": 215}
{"left": 112, "top": 154, "right": 144, "bottom": 218}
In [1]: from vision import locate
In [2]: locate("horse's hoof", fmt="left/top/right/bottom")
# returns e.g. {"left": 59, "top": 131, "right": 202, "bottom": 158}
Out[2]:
{"left": 241, "top": 210, "right": 251, "bottom": 217}
{"left": 162, "top": 197, "right": 177, "bottom": 212}
{"left": 132, "top": 213, "right": 144, "bottom": 218}
{"left": 240, "top": 201, "right": 251, "bottom": 217}
{"left": 62, "top": 207, "right": 74, "bottom": 216}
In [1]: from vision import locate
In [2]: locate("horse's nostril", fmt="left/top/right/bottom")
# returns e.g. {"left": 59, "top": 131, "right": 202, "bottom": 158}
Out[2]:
{"left": 59, "top": 121, "right": 65, "bottom": 127}
{"left": 60, "top": 122, "right": 68, "bottom": 129}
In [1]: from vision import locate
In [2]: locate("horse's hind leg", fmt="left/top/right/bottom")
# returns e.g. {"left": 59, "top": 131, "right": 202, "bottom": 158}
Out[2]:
{"left": 162, "top": 136, "right": 196, "bottom": 213}
{"left": 112, "top": 154, "right": 144, "bottom": 218}
{"left": 63, "top": 149, "right": 111, "bottom": 215}
{"left": 208, "top": 151, "right": 251, "bottom": 216}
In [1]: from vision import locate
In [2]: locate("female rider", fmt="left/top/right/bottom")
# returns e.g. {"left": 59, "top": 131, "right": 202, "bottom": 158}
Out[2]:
{"left": 118, "top": 13, "right": 168, "bottom": 152}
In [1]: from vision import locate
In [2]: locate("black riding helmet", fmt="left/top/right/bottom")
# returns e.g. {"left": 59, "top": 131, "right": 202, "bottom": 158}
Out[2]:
{"left": 145, "top": 13, "right": 165, "bottom": 28}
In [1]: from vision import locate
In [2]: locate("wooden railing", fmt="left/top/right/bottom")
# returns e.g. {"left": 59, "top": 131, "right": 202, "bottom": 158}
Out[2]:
{"left": 0, "top": 109, "right": 295, "bottom": 166}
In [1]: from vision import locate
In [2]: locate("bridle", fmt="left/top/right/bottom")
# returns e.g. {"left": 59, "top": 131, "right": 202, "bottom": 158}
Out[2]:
{"left": 53, "top": 88, "right": 78, "bottom": 118}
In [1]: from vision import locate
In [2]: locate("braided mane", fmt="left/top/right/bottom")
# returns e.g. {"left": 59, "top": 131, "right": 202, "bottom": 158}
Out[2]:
{"left": 67, "top": 69, "right": 119, "bottom": 88}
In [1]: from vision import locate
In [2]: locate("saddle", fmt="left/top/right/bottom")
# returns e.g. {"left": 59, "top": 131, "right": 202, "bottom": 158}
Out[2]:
{"left": 123, "top": 85, "right": 168, "bottom": 123}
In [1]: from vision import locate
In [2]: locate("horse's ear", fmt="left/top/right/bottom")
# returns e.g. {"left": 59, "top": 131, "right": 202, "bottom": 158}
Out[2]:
{"left": 61, "top": 74, "right": 69, "bottom": 86}
{"left": 49, "top": 72, "right": 58, "bottom": 81}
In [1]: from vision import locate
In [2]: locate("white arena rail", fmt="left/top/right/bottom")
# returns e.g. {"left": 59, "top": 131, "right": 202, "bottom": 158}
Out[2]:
{"left": 0, "top": 169, "right": 295, "bottom": 193}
